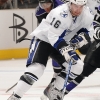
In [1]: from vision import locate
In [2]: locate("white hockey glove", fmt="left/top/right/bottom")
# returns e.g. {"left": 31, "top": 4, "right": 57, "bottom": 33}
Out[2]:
{"left": 60, "top": 45, "right": 79, "bottom": 65}
{"left": 70, "top": 32, "right": 89, "bottom": 49}
{"left": 93, "top": 27, "right": 100, "bottom": 42}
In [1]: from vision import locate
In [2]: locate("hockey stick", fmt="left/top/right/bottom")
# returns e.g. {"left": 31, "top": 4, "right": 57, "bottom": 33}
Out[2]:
{"left": 6, "top": 82, "right": 17, "bottom": 93}
{"left": 61, "top": 59, "right": 72, "bottom": 98}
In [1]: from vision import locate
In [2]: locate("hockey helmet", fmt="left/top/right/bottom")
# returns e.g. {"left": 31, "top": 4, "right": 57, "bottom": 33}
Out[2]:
{"left": 38, "top": 0, "right": 53, "bottom": 3}
{"left": 70, "top": 0, "right": 87, "bottom": 5}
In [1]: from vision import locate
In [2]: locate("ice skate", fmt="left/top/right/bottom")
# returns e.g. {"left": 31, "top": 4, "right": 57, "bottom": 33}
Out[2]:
{"left": 40, "top": 78, "right": 56, "bottom": 100}
{"left": 41, "top": 82, "right": 53, "bottom": 100}
{"left": 41, "top": 84, "right": 62, "bottom": 100}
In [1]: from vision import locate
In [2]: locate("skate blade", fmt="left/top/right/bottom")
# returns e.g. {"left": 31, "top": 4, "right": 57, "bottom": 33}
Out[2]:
{"left": 40, "top": 94, "right": 48, "bottom": 100}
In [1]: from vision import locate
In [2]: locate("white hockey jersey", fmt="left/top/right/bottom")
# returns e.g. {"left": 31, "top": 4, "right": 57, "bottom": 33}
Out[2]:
{"left": 31, "top": 3, "right": 94, "bottom": 48}
{"left": 87, "top": 0, "right": 100, "bottom": 14}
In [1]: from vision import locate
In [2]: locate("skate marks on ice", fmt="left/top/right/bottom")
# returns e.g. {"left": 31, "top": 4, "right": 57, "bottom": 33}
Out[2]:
{"left": 0, "top": 58, "right": 100, "bottom": 100}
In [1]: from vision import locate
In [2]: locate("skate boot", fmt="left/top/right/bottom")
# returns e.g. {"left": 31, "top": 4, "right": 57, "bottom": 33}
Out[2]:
{"left": 46, "top": 86, "right": 62, "bottom": 100}
{"left": 44, "top": 78, "right": 56, "bottom": 96}
{"left": 41, "top": 85, "right": 62, "bottom": 100}
{"left": 7, "top": 93, "right": 21, "bottom": 100}
{"left": 41, "top": 78, "right": 56, "bottom": 100}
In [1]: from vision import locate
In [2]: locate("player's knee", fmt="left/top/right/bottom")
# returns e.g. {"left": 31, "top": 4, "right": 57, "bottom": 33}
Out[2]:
{"left": 71, "top": 59, "right": 84, "bottom": 75}
{"left": 20, "top": 73, "right": 36, "bottom": 85}
{"left": 25, "top": 63, "right": 45, "bottom": 79}
{"left": 20, "top": 63, "right": 45, "bottom": 85}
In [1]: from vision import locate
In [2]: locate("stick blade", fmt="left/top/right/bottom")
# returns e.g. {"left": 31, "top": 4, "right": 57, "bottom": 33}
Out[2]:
{"left": 6, "top": 83, "right": 17, "bottom": 93}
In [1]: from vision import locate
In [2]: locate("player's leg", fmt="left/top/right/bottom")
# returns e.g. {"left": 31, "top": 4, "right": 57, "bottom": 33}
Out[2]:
{"left": 7, "top": 37, "right": 53, "bottom": 100}
{"left": 42, "top": 47, "right": 66, "bottom": 98}
{"left": 52, "top": 58, "right": 84, "bottom": 93}
{"left": 41, "top": 49, "right": 84, "bottom": 100}
{"left": 52, "top": 59, "right": 60, "bottom": 67}
{"left": 44, "top": 61, "right": 96, "bottom": 100}
{"left": 41, "top": 58, "right": 84, "bottom": 100}
{"left": 42, "top": 41, "right": 99, "bottom": 100}
{"left": 65, "top": 62, "right": 97, "bottom": 94}
{"left": 64, "top": 41, "right": 100, "bottom": 95}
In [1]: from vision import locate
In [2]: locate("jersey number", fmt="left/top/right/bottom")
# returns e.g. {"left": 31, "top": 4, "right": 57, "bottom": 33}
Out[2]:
{"left": 50, "top": 17, "right": 61, "bottom": 28}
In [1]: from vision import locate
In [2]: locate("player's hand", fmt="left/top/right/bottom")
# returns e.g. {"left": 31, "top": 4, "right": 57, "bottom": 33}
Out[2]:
{"left": 60, "top": 45, "right": 78, "bottom": 65}
{"left": 93, "top": 27, "right": 100, "bottom": 42}
{"left": 70, "top": 32, "right": 89, "bottom": 49}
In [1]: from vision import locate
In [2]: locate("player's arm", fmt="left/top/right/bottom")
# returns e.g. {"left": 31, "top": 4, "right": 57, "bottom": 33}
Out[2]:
{"left": 46, "top": 10, "right": 79, "bottom": 64}
{"left": 70, "top": 10, "right": 94, "bottom": 50}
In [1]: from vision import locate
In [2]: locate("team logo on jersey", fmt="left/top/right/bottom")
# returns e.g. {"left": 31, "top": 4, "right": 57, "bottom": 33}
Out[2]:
{"left": 60, "top": 10, "right": 68, "bottom": 18}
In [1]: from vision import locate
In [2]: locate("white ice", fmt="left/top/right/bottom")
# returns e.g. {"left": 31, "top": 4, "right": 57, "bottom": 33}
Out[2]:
{"left": 0, "top": 55, "right": 100, "bottom": 100}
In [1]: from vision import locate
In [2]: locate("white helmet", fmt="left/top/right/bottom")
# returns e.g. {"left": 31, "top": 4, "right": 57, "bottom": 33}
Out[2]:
{"left": 70, "top": 0, "right": 87, "bottom": 5}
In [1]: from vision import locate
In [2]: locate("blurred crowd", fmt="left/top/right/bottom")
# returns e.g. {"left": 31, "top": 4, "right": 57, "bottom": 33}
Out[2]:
{"left": 0, "top": 0, "right": 38, "bottom": 9}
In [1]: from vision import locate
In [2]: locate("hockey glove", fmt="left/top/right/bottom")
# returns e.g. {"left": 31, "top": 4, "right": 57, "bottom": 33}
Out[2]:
{"left": 70, "top": 32, "right": 89, "bottom": 49}
{"left": 60, "top": 45, "right": 79, "bottom": 65}
{"left": 93, "top": 27, "right": 100, "bottom": 42}
{"left": 93, "top": 6, "right": 100, "bottom": 42}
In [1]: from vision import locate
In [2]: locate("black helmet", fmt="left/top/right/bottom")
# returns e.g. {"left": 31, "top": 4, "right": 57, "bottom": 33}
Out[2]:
{"left": 38, "top": 0, "right": 53, "bottom": 3}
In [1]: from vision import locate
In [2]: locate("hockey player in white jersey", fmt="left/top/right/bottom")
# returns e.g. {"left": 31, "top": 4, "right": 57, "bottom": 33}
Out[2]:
{"left": 38, "top": 0, "right": 94, "bottom": 100}
{"left": 7, "top": 0, "right": 94, "bottom": 100}
{"left": 51, "top": 5, "right": 100, "bottom": 100}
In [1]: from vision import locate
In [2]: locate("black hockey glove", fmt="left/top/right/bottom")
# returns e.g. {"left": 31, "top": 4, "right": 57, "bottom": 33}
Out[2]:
{"left": 93, "top": 27, "right": 100, "bottom": 42}
{"left": 93, "top": 6, "right": 100, "bottom": 42}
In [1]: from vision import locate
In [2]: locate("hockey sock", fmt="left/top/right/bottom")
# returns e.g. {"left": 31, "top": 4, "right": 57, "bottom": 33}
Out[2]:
{"left": 14, "top": 80, "right": 32, "bottom": 98}
{"left": 52, "top": 59, "right": 60, "bottom": 67}
{"left": 14, "top": 73, "right": 37, "bottom": 98}
{"left": 65, "top": 75, "right": 84, "bottom": 94}
{"left": 54, "top": 69, "right": 66, "bottom": 90}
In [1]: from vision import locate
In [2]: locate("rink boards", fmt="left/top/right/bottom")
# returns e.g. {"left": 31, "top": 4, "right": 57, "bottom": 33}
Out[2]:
{"left": 0, "top": 9, "right": 81, "bottom": 60}
{"left": 0, "top": 9, "right": 37, "bottom": 60}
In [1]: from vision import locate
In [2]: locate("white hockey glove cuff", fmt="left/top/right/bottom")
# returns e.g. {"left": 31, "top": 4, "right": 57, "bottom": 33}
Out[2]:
{"left": 60, "top": 45, "right": 79, "bottom": 65}
{"left": 70, "top": 32, "right": 88, "bottom": 49}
